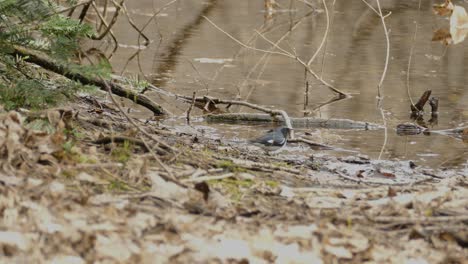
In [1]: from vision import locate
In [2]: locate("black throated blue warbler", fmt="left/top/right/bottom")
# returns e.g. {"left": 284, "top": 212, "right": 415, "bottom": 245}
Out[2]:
{"left": 249, "top": 127, "right": 291, "bottom": 153}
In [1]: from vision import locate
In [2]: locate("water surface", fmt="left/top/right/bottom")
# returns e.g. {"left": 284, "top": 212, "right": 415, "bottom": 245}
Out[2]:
{"left": 88, "top": 0, "right": 467, "bottom": 170}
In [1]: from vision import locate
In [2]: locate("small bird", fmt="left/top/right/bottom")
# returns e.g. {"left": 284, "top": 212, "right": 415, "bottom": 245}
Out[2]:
{"left": 249, "top": 127, "right": 291, "bottom": 153}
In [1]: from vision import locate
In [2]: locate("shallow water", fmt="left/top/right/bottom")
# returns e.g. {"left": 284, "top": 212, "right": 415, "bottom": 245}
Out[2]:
{"left": 88, "top": 0, "right": 467, "bottom": 170}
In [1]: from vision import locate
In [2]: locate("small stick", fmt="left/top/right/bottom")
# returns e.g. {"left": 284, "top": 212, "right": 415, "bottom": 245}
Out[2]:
{"left": 429, "top": 97, "right": 439, "bottom": 113}
{"left": 186, "top": 91, "right": 196, "bottom": 125}
{"left": 289, "top": 138, "right": 334, "bottom": 150}
{"left": 428, "top": 97, "right": 439, "bottom": 125}
{"left": 411, "top": 90, "right": 432, "bottom": 112}
{"left": 367, "top": 0, "right": 391, "bottom": 160}
{"left": 91, "top": 0, "right": 125, "bottom": 40}
{"left": 182, "top": 173, "right": 235, "bottom": 183}
{"left": 101, "top": 79, "right": 185, "bottom": 188}
{"left": 306, "top": 0, "right": 329, "bottom": 66}
{"left": 78, "top": 1, "right": 92, "bottom": 23}
{"left": 303, "top": 67, "right": 309, "bottom": 114}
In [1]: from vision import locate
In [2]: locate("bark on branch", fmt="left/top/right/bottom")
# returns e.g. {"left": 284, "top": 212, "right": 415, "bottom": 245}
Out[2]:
{"left": 411, "top": 90, "right": 431, "bottom": 112}
{"left": 11, "top": 46, "right": 169, "bottom": 116}
{"left": 176, "top": 95, "right": 295, "bottom": 135}
{"left": 206, "top": 113, "right": 383, "bottom": 130}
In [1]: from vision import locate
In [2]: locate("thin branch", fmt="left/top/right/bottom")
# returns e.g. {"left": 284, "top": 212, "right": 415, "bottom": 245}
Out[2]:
{"left": 253, "top": 27, "right": 348, "bottom": 97}
{"left": 186, "top": 92, "right": 196, "bottom": 125}
{"left": 239, "top": 13, "right": 312, "bottom": 106}
{"left": 371, "top": 0, "right": 391, "bottom": 160}
{"left": 182, "top": 173, "right": 234, "bottom": 183}
{"left": 376, "top": 0, "right": 390, "bottom": 93}
{"left": 203, "top": 16, "right": 295, "bottom": 58}
{"left": 91, "top": 0, "right": 124, "bottom": 40}
{"left": 406, "top": 0, "right": 422, "bottom": 108}
{"left": 377, "top": 108, "right": 388, "bottom": 160}
{"left": 360, "top": 0, "right": 379, "bottom": 15}
{"left": 320, "top": 0, "right": 335, "bottom": 77}
{"left": 307, "top": 0, "right": 329, "bottom": 66}
{"left": 12, "top": 45, "right": 169, "bottom": 115}
{"left": 204, "top": 12, "right": 348, "bottom": 97}
{"left": 101, "top": 79, "right": 186, "bottom": 188}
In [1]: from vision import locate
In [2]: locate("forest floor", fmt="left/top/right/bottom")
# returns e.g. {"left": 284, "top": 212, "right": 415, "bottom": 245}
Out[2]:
{"left": 0, "top": 96, "right": 467, "bottom": 263}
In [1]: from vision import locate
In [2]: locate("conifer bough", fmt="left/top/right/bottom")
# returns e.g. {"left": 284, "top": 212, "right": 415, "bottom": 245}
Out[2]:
{"left": 10, "top": 45, "right": 169, "bottom": 116}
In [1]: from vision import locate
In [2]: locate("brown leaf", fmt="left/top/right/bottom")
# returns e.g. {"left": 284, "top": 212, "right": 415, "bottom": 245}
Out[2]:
{"left": 432, "top": 28, "right": 452, "bottom": 45}
{"left": 433, "top": 0, "right": 453, "bottom": 16}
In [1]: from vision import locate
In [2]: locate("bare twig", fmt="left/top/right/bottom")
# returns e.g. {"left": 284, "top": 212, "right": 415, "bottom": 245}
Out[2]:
{"left": 289, "top": 138, "right": 334, "bottom": 150}
{"left": 406, "top": 0, "right": 422, "bottom": 109}
{"left": 319, "top": 0, "right": 335, "bottom": 78}
{"left": 182, "top": 173, "right": 235, "bottom": 183}
{"left": 362, "top": 215, "right": 468, "bottom": 224}
{"left": 375, "top": 0, "right": 390, "bottom": 95}
{"left": 203, "top": 15, "right": 348, "bottom": 97}
{"left": 92, "top": 0, "right": 124, "bottom": 40}
{"left": 371, "top": 0, "right": 391, "bottom": 160}
{"left": 100, "top": 79, "right": 186, "bottom": 188}
{"left": 203, "top": 16, "right": 293, "bottom": 58}
{"left": 90, "top": 2, "right": 120, "bottom": 57}
{"left": 306, "top": 0, "right": 329, "bottom": 66}
{"left": 239, "top": 12, "right": 312, "bottom": 107}
{"left": 78, "top": 1, "right": 92, "bottom": 23}
{"left": 411, "top": 90, "right": 432, "bottom": 112}
{"left": 186, "top": 92, "right": 197, "bottom": 125}
{"left": 406, "top": 22, "right": 418, "bottom": 109}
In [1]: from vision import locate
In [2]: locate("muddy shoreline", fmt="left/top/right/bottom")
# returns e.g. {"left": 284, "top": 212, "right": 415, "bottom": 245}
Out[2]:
{"left": 0, "top": 96, "right": 465, "bottom": 263}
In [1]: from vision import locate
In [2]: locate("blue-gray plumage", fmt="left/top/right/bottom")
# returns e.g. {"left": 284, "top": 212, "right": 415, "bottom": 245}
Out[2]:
{"left": 249, "top": 127, "right": 291, "bottom": 153}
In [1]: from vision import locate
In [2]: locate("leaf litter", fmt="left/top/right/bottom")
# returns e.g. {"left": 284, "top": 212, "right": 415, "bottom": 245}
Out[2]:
{"left": 0, "top": 105, "right": 466, "bottom": 263}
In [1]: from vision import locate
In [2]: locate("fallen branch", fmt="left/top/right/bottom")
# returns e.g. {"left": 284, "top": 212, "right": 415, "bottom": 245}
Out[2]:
{"left": 352, "top": 214, "right": 468, "bottom": 224}
{"left": 11, "top": 45, "right": 170, "bottom": 116}
{"left": 93, "top": 136, "right": 168, "bottom": 155}
{"left": 396, "top": 123, "right": 468, "bottom": 139}
{"left": 206, "top": 113, "right": 383, "bottom": 130}
{"left": 176, "top": 95, "right": 295, "bottom": 136}
{"left": 182, "top": 173, "right": 235, "bottom": 183}
{"left": 335, "top": 171, "right": 431, "bottom": 186}
{"left": 289, "top": 137, "right": 358, "bottom": 153}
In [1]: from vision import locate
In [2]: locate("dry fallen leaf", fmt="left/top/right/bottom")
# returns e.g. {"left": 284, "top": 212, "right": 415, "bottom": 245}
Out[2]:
{"left": 433, "top": 0, "right": 454, "bottom": 16}
{"left": 450, "top": 5, "right": 468, "bottom": 44}
{"left": 433, "top": 2, "right": 468, "bottom": 44}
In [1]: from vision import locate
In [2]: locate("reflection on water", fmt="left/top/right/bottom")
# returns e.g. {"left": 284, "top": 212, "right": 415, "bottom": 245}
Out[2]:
{"left": 87, "top": 0, "right": 467, "bottom": 170}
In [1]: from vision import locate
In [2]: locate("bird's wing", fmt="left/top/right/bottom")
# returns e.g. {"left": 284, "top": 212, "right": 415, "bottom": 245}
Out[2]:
{"left": 250, "top": 132, "right": 275, "bottom": 146}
